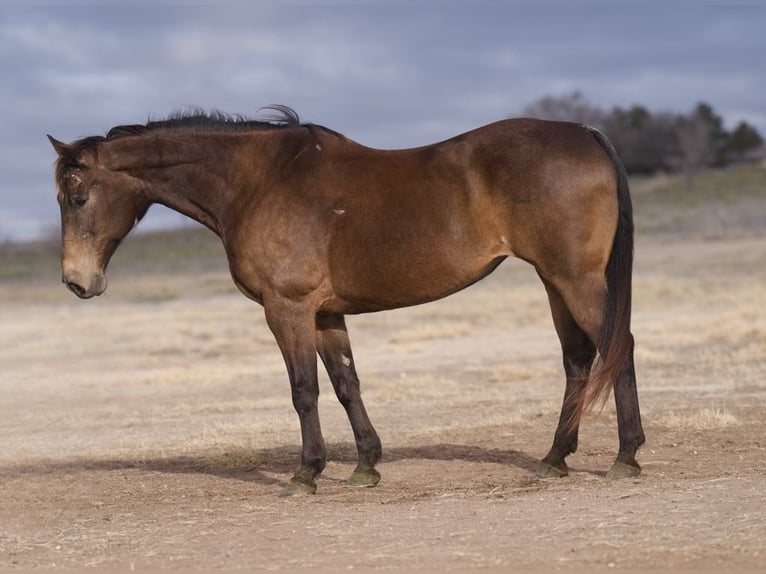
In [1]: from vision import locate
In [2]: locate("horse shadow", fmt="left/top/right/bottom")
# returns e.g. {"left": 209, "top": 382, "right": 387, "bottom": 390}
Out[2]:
{"left": 0, "top": 442, "right": 549, "bottom": 486}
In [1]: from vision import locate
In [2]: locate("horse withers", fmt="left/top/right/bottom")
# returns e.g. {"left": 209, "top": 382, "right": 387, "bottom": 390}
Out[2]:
{"left": 49, "top": 107, "right": 644, "bottom": 496}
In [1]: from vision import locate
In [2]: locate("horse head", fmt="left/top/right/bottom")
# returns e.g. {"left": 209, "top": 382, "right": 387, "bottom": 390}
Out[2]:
{"left": 48, "top": 135, "right": 149, "bottom": 298}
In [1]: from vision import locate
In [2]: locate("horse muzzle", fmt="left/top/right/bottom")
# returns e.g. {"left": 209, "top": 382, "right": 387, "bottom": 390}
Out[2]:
{"left": 63, "top": 272, "right": 107, "bottom": 299}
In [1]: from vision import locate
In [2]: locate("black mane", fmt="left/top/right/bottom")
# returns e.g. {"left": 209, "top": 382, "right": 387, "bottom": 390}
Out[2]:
{"left": 106, "top": 104, "right": 303, "bottom": 139}
{"left": 62, "top": 105, "right": 342, "bottom": 159}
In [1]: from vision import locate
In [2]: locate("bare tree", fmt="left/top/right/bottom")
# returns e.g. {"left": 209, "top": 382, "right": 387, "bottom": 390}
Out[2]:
{"left": 519, "top": 93, "right": 764, "bottom": 179}
{"left": 521, "top": 91, "right": 604, "bottom": 126}
{"left": 675, "top": 110, "right": 715, "bottom": 192}
{"left": 604, "top": 107, "right": 679, "bottom": 174}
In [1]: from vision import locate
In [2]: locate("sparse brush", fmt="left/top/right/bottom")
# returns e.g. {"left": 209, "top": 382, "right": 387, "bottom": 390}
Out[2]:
{"left": 656, "top": 406, "right": 739, "bottom": 431}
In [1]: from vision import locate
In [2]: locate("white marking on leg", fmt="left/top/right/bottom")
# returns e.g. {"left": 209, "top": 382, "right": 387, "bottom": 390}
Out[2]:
{"left": 341, "top": 354, "right": 352, "bottom": 367}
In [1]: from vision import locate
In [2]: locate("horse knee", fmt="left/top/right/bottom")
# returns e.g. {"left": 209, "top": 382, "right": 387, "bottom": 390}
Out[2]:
{"left": 291, "top": 383, "right": 319, "bottom": 414}
{"left": 332, "top": 377, "right": 359, "bottom": 408}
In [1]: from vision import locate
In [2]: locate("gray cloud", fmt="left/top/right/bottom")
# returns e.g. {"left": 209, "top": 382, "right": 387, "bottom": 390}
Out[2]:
{"left": 2, "top": 3, "right": 765, "bottom": 240}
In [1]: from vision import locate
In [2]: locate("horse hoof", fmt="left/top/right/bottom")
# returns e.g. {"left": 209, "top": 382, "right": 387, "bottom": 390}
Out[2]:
{"left": 606, "top": 461, "right": 641, "bottom": 480}
{"left": 536, "top": 461, "right": 568, "bottom": 478}
{"left": 347, "top": 467, "right": 381, "bottom": 488}
{"left": 280, "top": 476, "right": 317, "bottom": 497}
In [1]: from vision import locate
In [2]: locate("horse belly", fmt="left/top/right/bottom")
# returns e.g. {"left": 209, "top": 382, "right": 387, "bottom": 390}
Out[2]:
{"left": 327, "top": 217, "right": 509, "bottom": 313}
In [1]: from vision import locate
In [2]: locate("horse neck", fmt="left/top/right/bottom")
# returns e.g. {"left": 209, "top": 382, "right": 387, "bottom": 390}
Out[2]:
{"left": 143, "top": 159, "right": 232, "bottom": 235}
{"left": 110, "top": 132, "right": 273, "bottom": 236}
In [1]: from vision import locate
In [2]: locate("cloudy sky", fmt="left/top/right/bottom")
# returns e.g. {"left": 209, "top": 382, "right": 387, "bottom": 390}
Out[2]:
{"left": 2, "top": 1, "right": 764, "bottom": 241}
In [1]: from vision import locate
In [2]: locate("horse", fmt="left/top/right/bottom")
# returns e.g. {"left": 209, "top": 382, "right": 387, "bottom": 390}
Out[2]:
{"left": 48, "top": 106, "right": 645, "bottom": 496}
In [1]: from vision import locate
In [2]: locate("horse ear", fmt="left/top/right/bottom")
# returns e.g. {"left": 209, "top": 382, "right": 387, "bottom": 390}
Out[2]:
{"left": 47, "top": 135, "right": 72, "bottom": 157}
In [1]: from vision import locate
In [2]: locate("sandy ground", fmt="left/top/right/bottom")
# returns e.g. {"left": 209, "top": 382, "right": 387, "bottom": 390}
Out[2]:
{"left": 1, "top": 224, "right": 765, "bottom": 569}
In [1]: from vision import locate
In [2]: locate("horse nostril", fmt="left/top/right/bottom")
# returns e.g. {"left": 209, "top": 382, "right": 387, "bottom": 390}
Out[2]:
{"left": 65, "top": 280, "right": 87, "bottom": 298}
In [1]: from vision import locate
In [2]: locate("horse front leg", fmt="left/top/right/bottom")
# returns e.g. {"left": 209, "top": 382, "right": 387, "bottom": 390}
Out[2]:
{"left": 316, "top": 313, "right": 382, "bottom": 487}
{"left": 264, "top": 298, "right": 326, "bottom": 496}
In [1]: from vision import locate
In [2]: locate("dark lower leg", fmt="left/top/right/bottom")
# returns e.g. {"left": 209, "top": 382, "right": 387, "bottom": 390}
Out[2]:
{"left": 277, "top": 359, "right": 327, "bottom": 496}
{"left": 291, "top": 380, "right": 327, "bottom": 485}
{"left": 331, "top": 372, "right": 382, "bottom": 485}
{"left": 317, "top": 315, "right": 382, "bottom": 486}
{"left": 538, "top": 278, "right": 597, "bottom": 477}
{"left": 340, "top": 390, "right": 382, "bottom": 487}
{"left": 264, "top": 301, "right": 326, "bottom": 496}
{"left": 608, "top": 345, "right": 645, "bottom": 478}
{"left": 541, "top": 383, "right": 583, "bottom": 475}
{"left": 540, "top": 346, "right": 595, "bottom": 476}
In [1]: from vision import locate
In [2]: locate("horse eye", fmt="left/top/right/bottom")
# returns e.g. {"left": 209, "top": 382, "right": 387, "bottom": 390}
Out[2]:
{"left": 72, "top": 195, "right": 88, "bottom": 208}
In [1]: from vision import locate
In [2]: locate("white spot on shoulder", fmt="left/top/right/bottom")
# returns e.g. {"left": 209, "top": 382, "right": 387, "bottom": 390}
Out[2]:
{"left": 499, "top": 235, "right": 508, "bottom": 245}
{"left": 333, "top": 208, "right": 346, "bottom": 215}
{"left": 341, "top": 354, "right": 352, "bottom": 367}
{"left": 315, "top": 143, "right": 322, "bottom": 151}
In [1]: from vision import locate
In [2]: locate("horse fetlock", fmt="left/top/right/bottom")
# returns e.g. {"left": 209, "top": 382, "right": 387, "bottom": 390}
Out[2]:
{"left": 301, "top": 454, "right": 326, "bottom": 477}
{"left": 360, "top": 435, "right": 382, "bottom": 464}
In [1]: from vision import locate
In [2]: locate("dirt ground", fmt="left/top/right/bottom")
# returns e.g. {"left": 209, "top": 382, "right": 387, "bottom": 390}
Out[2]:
{"left": 1, "top": 190, "right": 765, "bottom": 569}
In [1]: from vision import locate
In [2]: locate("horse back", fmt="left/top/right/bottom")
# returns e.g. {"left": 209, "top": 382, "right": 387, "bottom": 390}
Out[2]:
{"left": 318, "top": 119, "right": 618, "bottom": 313}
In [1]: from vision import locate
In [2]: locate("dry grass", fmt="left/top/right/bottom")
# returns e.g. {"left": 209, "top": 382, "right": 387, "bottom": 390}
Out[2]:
{"left": 631, "top": 163, "right": 766, "bottom": 237}
{"left": 655, "top": 406, "right": 740, "bottom": 431}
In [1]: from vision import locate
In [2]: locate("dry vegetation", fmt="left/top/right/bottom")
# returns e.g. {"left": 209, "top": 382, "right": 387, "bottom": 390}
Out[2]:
{"left": 0, "top": 165, "right": 765, "bottom": 570}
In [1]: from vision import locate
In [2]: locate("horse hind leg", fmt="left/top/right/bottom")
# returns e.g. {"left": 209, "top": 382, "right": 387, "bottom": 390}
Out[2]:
{"left": 607, "top": 341, "right": 644, "bottom": 478}
{"left": 316, "top": 313, "right": 382, "bottom": 487}
{"left": 540, "top": 272, "right": 645, "bottom": 479}
{"left": 537, "top": 277, "right": 597, "bottom": 478}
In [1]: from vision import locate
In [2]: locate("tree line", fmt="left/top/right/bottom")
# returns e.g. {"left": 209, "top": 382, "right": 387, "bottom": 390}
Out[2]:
{"left": 521, "top": 92, "right": 764, "bottom": 176}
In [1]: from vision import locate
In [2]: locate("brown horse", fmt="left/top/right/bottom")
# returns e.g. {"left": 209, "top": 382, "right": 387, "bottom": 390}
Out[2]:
{"left": 48, "top": 106, "right": 644, "bottom": 496}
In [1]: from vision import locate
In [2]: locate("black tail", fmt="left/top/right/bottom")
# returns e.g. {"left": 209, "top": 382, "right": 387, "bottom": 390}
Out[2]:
{"left": 571, "top": 127, "right": 635, "bottom": 427}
